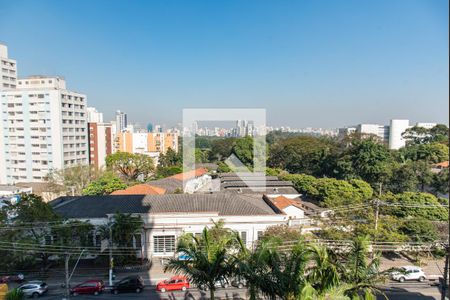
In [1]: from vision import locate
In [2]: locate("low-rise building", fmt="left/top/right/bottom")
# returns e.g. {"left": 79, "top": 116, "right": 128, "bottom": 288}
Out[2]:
{"left": 51, "top": 193, "right": 291, "bottom": 258}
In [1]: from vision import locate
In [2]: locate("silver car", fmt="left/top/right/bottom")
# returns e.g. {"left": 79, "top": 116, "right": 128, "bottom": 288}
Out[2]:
{"left": 18, "top": 281, "right": 48, "bottom": 298}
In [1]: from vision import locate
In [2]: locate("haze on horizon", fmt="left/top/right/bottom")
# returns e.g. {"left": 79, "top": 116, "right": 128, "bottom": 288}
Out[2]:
{"left": 0, "top": 0, "right": 448, "bottom": 128}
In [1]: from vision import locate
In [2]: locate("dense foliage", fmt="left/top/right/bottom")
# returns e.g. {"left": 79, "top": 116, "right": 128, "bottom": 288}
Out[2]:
{"left": 166, "top": 222, "right": 387, "bottom": 300}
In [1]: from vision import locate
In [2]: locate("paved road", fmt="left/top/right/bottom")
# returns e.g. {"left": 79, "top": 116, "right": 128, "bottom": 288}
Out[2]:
{"left": 34, "top": 283, "right": 443, "bottom": 300}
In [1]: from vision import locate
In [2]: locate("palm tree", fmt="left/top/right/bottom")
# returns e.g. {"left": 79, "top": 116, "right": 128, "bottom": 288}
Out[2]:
{"left": 255, "top": 240, "right": 311, "bottom": 300}
{"left": 164, "top": 223, "right": 240, "bottom": 300}
{"left": 340, "top": 236, "right": 387, "bottom": 300}
{"left": 233, "top": 239, "right": 275, "bottom": 300}
{"left": 306, "top": 244, "right": 341, "bottom": 296}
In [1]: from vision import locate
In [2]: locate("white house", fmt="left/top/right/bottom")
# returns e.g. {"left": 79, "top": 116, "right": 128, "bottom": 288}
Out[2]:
{"left": 51, "top": 193, "right": 292, "bottom": 258}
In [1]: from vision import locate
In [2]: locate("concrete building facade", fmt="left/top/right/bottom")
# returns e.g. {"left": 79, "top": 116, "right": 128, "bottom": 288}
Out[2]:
{"left": 0, "top": 76, "right": 88, "bottom": 184}
{"left": 0, "top": 44, "right": 17, "bottom": 91}
{"left": 115, "top": 131, "right": 178, "bottom": 156}
{"left": 88, "top": 122, "right": 112, "bottom": 170}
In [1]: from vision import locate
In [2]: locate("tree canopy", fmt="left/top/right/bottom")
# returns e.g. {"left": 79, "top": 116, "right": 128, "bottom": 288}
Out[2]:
{"left": 106, "top": 152, "right": 155, "bottom": 182}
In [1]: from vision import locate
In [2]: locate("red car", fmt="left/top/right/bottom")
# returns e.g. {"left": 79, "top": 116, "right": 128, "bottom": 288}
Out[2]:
{"left": 156, "top": 276, "right": 190, "bottom": 293}
{"left": 70, "top": 280, "right": 105, "bottom": 296}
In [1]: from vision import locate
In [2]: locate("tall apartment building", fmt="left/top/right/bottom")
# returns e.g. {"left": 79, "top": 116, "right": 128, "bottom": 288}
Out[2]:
{"left": 115, "top": 110, "right": 127, "bottom": 132}
{"left": 87, "top": 106, "right": 112, "bottom": 169}
{"left": 115, "top": 132, "right": 179, "bottom": 163}
{"left": 88, "top": 122, "right": 112, "bottom": 170}
{"left": 0, "top": 76, "right": 88, "bottom": 184}
{"left": 0, "top": 44, "right": 17, "bottom": 91}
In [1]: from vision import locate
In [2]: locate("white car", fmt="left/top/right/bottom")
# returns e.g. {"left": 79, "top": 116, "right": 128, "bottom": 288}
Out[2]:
{"left": 391, "top": 266, "right": 426, "bottom": 282}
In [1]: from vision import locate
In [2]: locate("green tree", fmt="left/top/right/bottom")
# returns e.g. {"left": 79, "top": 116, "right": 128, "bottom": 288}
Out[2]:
{"left": 154, "top": 165, "right": 183, "bottom": 179}
{"left": 46, "top": 164, "right": 101, "bottom": 195}
{"left": 110, "top": 213, "right": 143, "bottom": 248}
{"left": 431, "top": 168, "right": 449, "bottom": 195}
{"left": 5, "top": 288, "right": 24, "bottom": 300}
{"left": 216, "top": 161, "right": 232, "bottom": 173}
{"left": 411, "top": 160, "right": 434, "bottom": 191}
{"left": 399, "top": 219, "right": 439, "bottom": 242}
{"left": 258, "top": 225, "right": 302, "bottom": 244}
{"left": 281, "top": 174, "right": 319, "bottom": 196}
{"left": 209, "top": 138, "right": 236, "bottom": 161}
{"left": 402, "top": 124, "right": 449, "bottom": 145}
{"left": 385, "top": 162, "right": 419, "bottom": 193}
{"left": 386, "top": 192, "right": 448, "bottom": 221}
{"left": 0, "top": 194, "right": 95, "bottom": 270}
{"left": 159, "top": 148, "right": 182, "bottom": 167}
{"left": 268, "top": 136, "right": 336, "bottom": 176}
{"left": 343, "top": 138, "right": 393, "bottom": 188}
{"left": 340, "top": 236, "right": 385, "bottom": 299}
{"left": 402, "top": 126, "right": 433, "bottom": 145}
{"left": 164, "top": 224, "right": 241, "bottom": 300}
{"left": 195, "top": 148, "right": 210, "bottom": 163}
{"left": 399, "top": 143, "right": 449, "bottom": 163}
{"left": 106, "top": 152, "right": 155, "bottom": 181}
{"left": 232, "top": 137, "right": 254, "bottom": 169}
{"left": 82, "top": 172, "right": 127, "bottom": 195}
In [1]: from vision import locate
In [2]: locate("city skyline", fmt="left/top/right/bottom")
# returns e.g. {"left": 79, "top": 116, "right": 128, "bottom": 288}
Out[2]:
{"left": 0, "top": 0, "right": 448, "bottom": 128}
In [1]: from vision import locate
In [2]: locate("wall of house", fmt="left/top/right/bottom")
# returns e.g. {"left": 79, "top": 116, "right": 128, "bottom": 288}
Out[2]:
{"left": 142, "top": 213, "right": 289, "bottom": 258}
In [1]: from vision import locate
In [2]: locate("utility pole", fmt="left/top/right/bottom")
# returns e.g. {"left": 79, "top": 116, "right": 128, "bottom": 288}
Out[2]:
{"left": 374, "top": 199, "right": 380, "bottom": 232}
{"left": 109, "top": 225, "right": 114, "bottom": 287}
{"left": 64, "top": 253, "right": 70, "bottom": 299}
{"left": 442, "top": 245, "right": 449, "bottom": 300}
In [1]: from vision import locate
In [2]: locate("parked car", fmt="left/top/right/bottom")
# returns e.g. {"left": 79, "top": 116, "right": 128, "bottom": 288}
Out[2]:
{"left": 199, "top": 277, "right": 229, "bottom": 290}
{"left": 17, "top": 281, "right": 48, "bottom": 298}
{"left": 0, "top": 274, "right": 24, "bottom": 284}
{"left": 111, "top": 276, "right": 144, "bottom": 294}
{"left": 391, "top": 266, "right": 426, "bottom": 282}
{"left": 156, "top": 276, "right": 190, "bottom": 293}
{"left": 231, "top": 277, "right": 247, "bottom": 289}
{"left": 70, "top": 280, "right": 105, "bottom": 296}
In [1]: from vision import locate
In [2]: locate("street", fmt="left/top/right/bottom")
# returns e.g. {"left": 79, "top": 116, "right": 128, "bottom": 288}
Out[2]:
{"left": 32, "top": 283, "right": 443, "bottom": 300}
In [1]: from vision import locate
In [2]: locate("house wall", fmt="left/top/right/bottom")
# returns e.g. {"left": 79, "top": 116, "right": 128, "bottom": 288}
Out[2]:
{"left": 141, "top": 213, "right": 288, "bottom": 258}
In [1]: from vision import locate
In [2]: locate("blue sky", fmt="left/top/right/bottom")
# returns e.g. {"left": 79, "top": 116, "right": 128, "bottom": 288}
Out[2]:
{"left": 0, "top": 0, "right": 448, "bottom": 128}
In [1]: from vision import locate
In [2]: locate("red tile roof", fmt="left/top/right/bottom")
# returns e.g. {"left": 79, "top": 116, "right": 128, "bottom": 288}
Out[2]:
{"left": 270, "top": 196, "right": 301, "bottom": 210}
{"left": 170, "top": 168, "right": 209, "bottom": 181}
{"left": 110, "top": 184, "right": 166, "bottom": 195}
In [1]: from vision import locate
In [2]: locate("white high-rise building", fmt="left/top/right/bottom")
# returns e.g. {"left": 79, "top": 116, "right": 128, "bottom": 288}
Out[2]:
{"left": 389, "top": 119, "right": 410, "bottom": 150}
{"left": 87, "top": 106, "right": 103, "bottom": 123}
{"left": 0, "top": 76, "right": 88, "bottom": 184}
{"left": 0, "top": 44, "right": 17, "bottom": 91}
{"left": 115, "top": 110, "right": 127, "bottom": 132}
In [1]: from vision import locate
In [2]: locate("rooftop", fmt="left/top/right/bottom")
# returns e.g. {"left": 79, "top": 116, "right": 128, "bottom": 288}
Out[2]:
{"left": 51, "top": 194, "right": 280, "bottom": 219}
{"left": 110, "top": 184, "right": 166, "bottom": 195}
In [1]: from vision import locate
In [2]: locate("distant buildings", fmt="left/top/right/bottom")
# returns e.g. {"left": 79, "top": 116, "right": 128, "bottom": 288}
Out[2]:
{"left": 0, "top": 58, "right": 88, "bottom": 184}
{"left": 115, "top": 131, "right": 179, "bottom": 163}
{"left": 339, "top": 119, "right": 438, "bottom": 150}
{"left": 115, "top": 110, "right": 127, "bottom": 132}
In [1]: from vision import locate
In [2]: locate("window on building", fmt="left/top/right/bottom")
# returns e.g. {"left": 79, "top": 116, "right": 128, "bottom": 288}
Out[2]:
{"left": 257, "top": 231, "right": 264, "bottom": 241}
{"left": 153, "top": 235, "right": 175, "bottom": 253}
{"left": 240, "top": 231, "right": 247, "bottom": 245}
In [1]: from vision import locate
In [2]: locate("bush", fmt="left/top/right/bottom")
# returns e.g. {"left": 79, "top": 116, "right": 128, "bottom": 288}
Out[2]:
{"left": 6, "top": 288, "right": 24, "bottom": 300}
